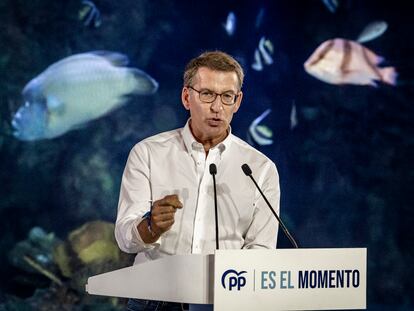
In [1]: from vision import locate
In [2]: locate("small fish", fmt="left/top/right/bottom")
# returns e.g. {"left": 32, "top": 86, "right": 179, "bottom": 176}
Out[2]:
{"left": 12, "top": 51, "right": 158, "bottom": 141}
{"left": 251, "top": 36, "right": 274, "bottom": 71}
{"left": 248, "top": 109, "right": 273, "bottom": 146}
{"left": 251, "top": 49, "right": 263, "bottom": 71}
{"left": 304, "top": 38, "right": 397, "bottom": 87}
{"left": 79, "top": 0, "right": 101, "bottom": 28}
{"left": 255, "top": 7, "right": 265, "bottom": 29}
{"left": 223, "top": 12, "right": 236, "bottom": 36}
{"left": 321, "top": 0, "right": 338, "bottom": 13}
{"left": 290, "top": 101, "right": 298, "bottom": 129}
{"left": 259, "top": 37, "right": 274, "bottom": 65}
{"left": 357, "top": 21, "right": 388, "bottom": 43}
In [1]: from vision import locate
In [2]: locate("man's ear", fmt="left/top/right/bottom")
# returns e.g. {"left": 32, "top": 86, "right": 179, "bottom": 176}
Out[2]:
{"left": 181, "top": 87, "right": 191, "bottom": 110}
{"left": 232, "top": 91, "right": 243, "bottom": 113}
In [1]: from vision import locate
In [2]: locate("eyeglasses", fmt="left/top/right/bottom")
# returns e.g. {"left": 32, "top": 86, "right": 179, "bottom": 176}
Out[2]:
{"left": 187, "top": 86, "right": 239, "bottom": 106}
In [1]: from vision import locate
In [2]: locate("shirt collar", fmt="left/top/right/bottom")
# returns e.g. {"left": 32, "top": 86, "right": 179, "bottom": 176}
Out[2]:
{"left": 182, "top": 119, "right": 233, "bottom": 155}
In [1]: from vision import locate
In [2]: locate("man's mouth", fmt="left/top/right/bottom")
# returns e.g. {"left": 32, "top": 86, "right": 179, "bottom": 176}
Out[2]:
{"left": 207, "top": 118, "right": 223, "bottom": 126}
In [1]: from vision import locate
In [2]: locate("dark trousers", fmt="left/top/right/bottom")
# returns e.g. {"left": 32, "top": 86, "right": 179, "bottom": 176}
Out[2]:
{"left": 126, "top": 299, "right": 187, "bottom": 311}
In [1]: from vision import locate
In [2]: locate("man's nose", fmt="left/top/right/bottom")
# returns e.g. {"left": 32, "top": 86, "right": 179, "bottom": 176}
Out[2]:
{"left": 210, "top": 96, "right": 223, "bottom": 112}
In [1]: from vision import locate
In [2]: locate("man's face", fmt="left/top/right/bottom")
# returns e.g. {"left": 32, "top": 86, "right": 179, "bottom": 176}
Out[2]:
{"left": 181, "top": 67, "right": 243, "bottom": 143}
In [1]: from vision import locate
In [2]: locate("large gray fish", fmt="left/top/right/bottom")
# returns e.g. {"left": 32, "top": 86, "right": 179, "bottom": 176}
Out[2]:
{"left": 12, "top": 51, "right": 158, "bottom": 141}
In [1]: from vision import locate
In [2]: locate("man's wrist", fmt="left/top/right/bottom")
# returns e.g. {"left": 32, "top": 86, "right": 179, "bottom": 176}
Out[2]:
{"left": 137, "top": 219, "right": 160, "bottom": 243}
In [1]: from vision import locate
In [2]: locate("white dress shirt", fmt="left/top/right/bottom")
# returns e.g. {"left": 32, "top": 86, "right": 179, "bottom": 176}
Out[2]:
{"left": 115, "top": 120, "right": 280, "bottom": 265}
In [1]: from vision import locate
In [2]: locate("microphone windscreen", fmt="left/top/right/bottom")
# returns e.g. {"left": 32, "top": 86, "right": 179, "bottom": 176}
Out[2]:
{"left": 241, "top": 163, "right": 252, "bottom": 176}
{"left": 209, "top": 163, "right": 217, "bottom": 175}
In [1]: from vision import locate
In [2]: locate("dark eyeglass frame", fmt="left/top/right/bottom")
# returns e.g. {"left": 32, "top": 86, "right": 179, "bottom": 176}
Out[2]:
{"left": 187, "top": 86, "right": 239, "bottom": 106}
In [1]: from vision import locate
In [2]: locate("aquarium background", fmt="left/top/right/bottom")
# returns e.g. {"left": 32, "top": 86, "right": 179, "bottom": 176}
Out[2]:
{"left": 0, "top": 0, "right": 413, "bottom": 310}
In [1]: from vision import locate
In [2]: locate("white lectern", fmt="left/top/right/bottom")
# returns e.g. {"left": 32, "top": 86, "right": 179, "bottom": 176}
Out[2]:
{"left": 86, "top": 248, "right": 367, "bottom": 310}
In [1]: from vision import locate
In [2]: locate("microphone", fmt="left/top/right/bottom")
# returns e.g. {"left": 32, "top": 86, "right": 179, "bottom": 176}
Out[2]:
{"left": 209, "top": 163, "right": 219, "bottom": 250}
{"left": 241, "top": 163, "right": 298, "bottom": 248}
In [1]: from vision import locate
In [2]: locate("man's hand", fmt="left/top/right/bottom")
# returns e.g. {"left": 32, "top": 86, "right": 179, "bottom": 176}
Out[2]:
{"left": 150, "top": 194, "right": 183, "bottom": 235}
{"left": 137, "top": 194, "right": 183, "bottom": 243}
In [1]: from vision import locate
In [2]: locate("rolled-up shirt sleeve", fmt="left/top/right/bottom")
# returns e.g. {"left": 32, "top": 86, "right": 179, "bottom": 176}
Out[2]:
{"left": 242, "top": 162, "right": 280, "bottom": 249}
{"left": 115, "top": 143, "right": 159, "bottom": 253}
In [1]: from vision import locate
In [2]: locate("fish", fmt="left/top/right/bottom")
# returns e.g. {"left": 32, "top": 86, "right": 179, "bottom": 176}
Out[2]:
{"left": 12, "top": 51, "right": 158, "bottom": 141}
{"left": 251, "top": 49, "right": 263, "bottom": 71}
{"left": 251, "top": 36, "right": 274, "bottom": 71}
{"left": 259, "top": 37, "right": 274, "bottom": 65}
{"left": 321, "top": 0, "right": 338, "bottom": 13}
{"left": 248, "top": 109, "right": 273, "bottom": 146}
{"left": 304, "top": 38, "right": 397, "bottom": 87}
{"left": 255, "top": 7, "right": 265, "bottom": 29}
{"left": 223, "top": 12, "right": 236, "bottom": 36}
{"left": 357, "top": 21, "right": 388, "bottom": 43}
{"left": 290, "top": 101, "right": 298, "bottom": 129}
{"left": 79, "top": 0, "right": 101, "bottom": 28}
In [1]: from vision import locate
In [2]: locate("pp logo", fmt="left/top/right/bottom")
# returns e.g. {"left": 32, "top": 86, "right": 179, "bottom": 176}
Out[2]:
{"left": 221, "top": 269, "right": 247, "bottom": 291}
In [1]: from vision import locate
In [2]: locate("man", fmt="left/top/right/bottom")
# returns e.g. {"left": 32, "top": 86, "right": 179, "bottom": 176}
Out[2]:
{"left": 115, "top": 51, "right": 280, "bottom": 311}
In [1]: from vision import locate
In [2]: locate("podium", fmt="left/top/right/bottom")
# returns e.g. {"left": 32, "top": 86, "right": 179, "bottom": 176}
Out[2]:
{"left": 86, "top": 248, "right": 367, "bottom": 310}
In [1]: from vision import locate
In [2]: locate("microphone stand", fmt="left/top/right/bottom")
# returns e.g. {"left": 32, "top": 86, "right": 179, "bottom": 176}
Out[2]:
{"left": 242, "top": 164, "right": 298, "bottom": 248}
{"left": 209, "top": 164, "right": 219, "bottom": 250}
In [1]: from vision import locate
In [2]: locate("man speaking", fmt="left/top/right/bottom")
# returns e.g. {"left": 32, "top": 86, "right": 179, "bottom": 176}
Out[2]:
{"left": 115, "top": 51, "right": 280, "bottom": 311}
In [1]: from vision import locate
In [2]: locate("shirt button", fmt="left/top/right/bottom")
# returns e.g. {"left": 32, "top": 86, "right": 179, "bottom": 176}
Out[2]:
{"left": 197, "top": 161, "right": 201, "bottom": 165}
